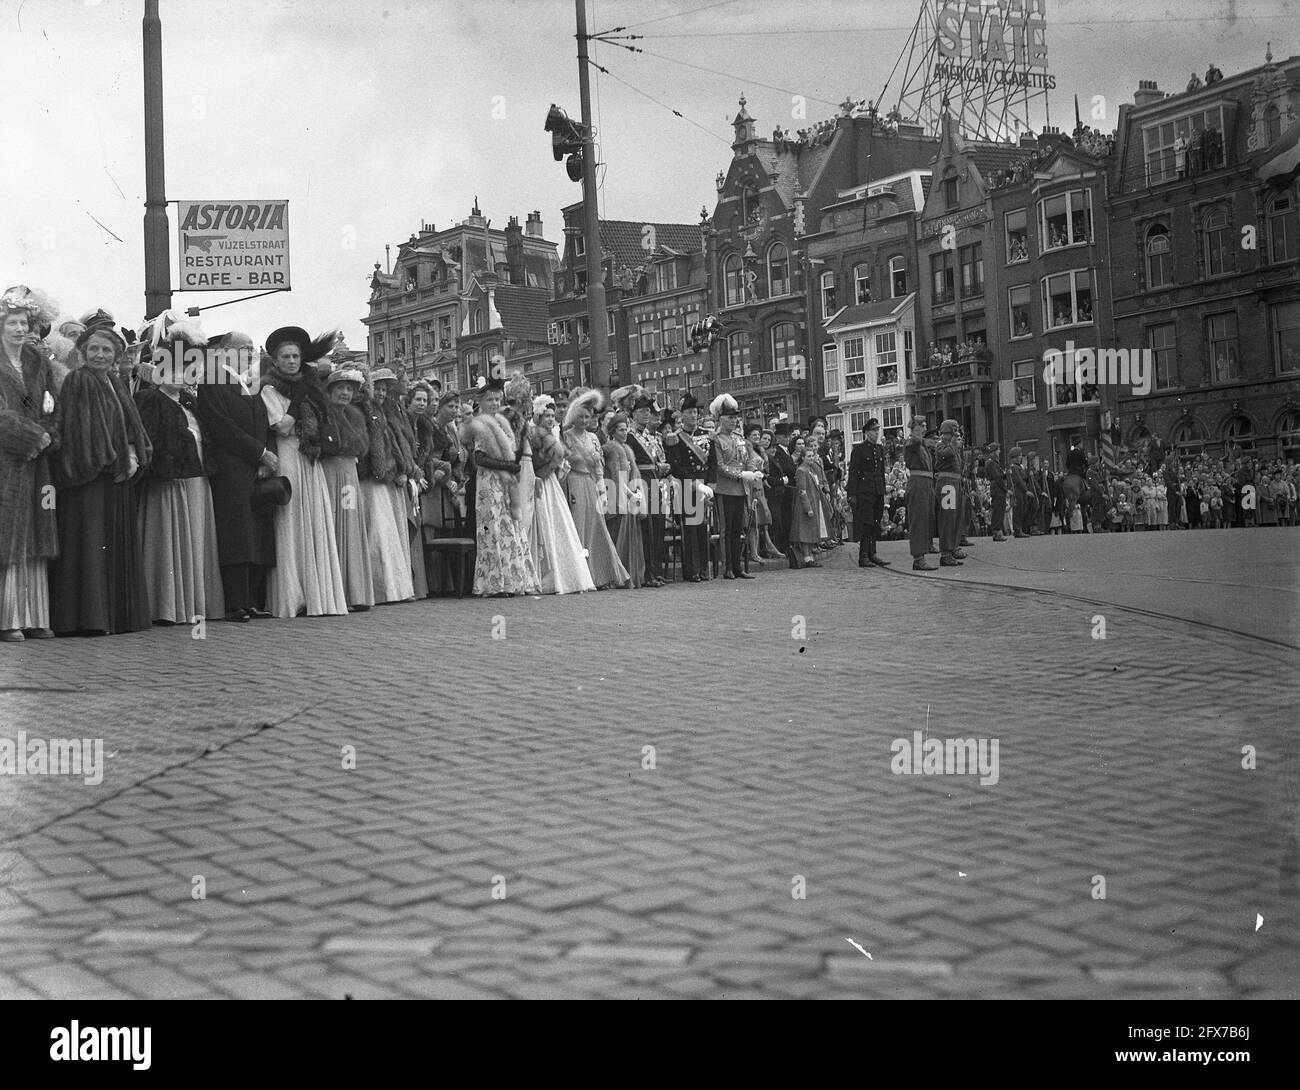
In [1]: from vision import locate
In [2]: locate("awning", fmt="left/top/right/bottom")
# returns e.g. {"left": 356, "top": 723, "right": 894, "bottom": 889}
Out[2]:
{"left": 1258, "top": 119, "right": 1300, "bottom": 188}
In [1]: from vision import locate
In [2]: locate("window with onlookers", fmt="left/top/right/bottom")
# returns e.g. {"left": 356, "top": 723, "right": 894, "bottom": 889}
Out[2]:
{"left": 1005, "top": 209, "right": 1028, "bottom": 263}
{"left": 889, "top": 255, "right": 907, "bottom": 297}
{"left": 822, "top": 342, "right": 839, "bottom": 397}
{"left": 853, "top": 263, "right": 871, "bottom": 304}
{"left": 875, "top": 332, "right": 898, "bottom": 387}
{"left": 820, "top": 271, "right": 837, "bottom": 316}
{"left": 843, "top": 336, "right": 865, "bottom": 390}
{"left": 1009, "top": 285, "right": 1031, "bottom": 338}
{"left": 1143, "top": 108, "right": 1227, "bottom": 184}
{"left": 1013, "top": 359, "right": 1036, "bottom": 408}
{"left": 1039, "top": 190, "right": 1092, "bottom": 250}
{"left": 1207, "top": 312, "right": 1239, "bottom": 382}
{"left": 1042, "top": 270, "right": 1093, "bottom": 328}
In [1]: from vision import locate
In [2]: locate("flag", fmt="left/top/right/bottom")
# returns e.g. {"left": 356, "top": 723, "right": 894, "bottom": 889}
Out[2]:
{"left": 1100, "top": 434, "right": 1118, "bottom": 471}
{"left": 1259, "top": 119, "right": 1300, "bottom": 189}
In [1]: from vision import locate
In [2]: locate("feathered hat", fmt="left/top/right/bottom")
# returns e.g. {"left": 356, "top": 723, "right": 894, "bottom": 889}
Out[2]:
{"left": 265, "top": 326, "right": 339, "bottom": 363}
{"left": 563, "top": 388, "right": 604, "bottom": 428}
{"left": 609, "top": 383, "right": 650, "bottom": 413}
{"left": 709, "top": 392, "right": 739, "bottom": 418}
{"left": 532, "top": 393, "right": 556, "bottom": 418}
{"left": 504, "top": 371, "right": 533, "bottom": 406}
{"left": 0, "top": 285, "right": 60, "bottom": 337}
{"left": 326, "top": 367, "right": 364, "bottom": 389}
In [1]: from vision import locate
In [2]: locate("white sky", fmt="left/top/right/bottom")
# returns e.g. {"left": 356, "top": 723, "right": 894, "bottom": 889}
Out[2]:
{"left": 1, "top": 0, "right": 1291, "bottom": 347}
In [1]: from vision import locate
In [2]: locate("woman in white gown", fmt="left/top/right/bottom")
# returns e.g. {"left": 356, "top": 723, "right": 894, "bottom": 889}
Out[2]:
{"left": 259, "top": 326, "right": 347, "bottom": 618}
{"left": 357, "top": 368, "right": 416, "bottom": 604}
{"left": 528, "top": 394, "right": 595, "bottom": 595}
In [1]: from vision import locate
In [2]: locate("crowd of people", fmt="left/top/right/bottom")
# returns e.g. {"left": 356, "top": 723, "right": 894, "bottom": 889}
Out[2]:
{"left": 5, "top": 282, "right": 1295, "bottom": 642}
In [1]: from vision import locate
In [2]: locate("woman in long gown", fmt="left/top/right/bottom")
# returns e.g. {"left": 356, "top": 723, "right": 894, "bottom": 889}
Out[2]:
{"left": 461, "top": 377, "right": 539, "bottom": 597}
{"left": 0, "top": 286, "right": 60, "bottom": 643}
{"left": 134, "top": 367, "right": 225, "bottom": 624}
{"left": 48, "top": 311, "right": 153, "bottom": 636}
{"left": 527, "top": 394, "right": 595, "bottom": 595}
{"left": 357, "top": 369, "right": 415, "bottom": 604}
{"left": 322, "top": 368, "right": 375, "bottom": 611}
{"left": 789, "top": 437, "right": 825, "bottom": 568}
{"left": 562, "top": 390, "right": 630, "bottom": 590}
{"left": 259, "top": 326, "right": 348, "bottom": 618}
{"left": 601, "top": 413, "right": 646, "bottom": 589}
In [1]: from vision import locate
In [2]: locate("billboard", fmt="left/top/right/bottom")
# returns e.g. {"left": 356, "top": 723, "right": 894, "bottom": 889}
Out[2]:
{"left": 176, "top": 200, "right": 290, "bottom": 291}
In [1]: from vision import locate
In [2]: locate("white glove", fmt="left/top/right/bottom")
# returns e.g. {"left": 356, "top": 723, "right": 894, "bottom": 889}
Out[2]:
{"left": 699, "top": 483, "right": 714, "bottom": 500}
{"left": 739, "top": 471, "right": 758, "bottom": 483}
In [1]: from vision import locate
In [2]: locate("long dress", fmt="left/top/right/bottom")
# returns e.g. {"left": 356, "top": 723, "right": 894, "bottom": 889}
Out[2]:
{"left": 48, "top": 366, "right": 152, "bottom": 636}
{"left": 464, "top": 410, "right": 539, "bottom": 596}
{"left": 359, "top": 398, "right": 415, "bottom": 605}
{"left": 563, "top": 427, "right": 630, "bottom": 589}
{"left": 136, "top": 391, "right": 225, "bottom": 624}
{"left": 528, "top": 426, "right": 595, "bottom": 595}
{"left": 602, "top": 438, "right": 646, "bottom": 589}
{"left": 321, "top": 402, "right": 374, "bottom": 610}
{"left": 0, "top": 345, "right": 58, "bottom": 633}
{"left": 261, "top": 384, "right": 348, "bottom": 617}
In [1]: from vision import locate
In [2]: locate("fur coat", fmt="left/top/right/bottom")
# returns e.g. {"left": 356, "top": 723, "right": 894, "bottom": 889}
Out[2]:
{"left": 135, "top": 386, "right": 217, "bottom": 480}
{"left": 50, "top": 365, "right": 152, "bottom": 490}
{"left": 462, "top": 410, "right": 522, "bottom": 519}
{"left": 358, "top": 393, "right": 399, "bottom": 485}
{"left": 529, "top": 424, "right": 566, "bottom": 480}
{"left": 327, "top": 401, "right": 370, "bottom": 460}
{"left": 0, "top": 345, "right": 60, "bottom": 565}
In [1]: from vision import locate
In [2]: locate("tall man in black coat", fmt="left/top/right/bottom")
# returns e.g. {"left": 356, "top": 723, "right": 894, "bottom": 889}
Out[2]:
{"left": 983, "top": 442, "right": 1008, "bottom": 541}
{"left": 847, "top": 418, "right": 890, "bottom": 567}
{"left": 193, "top": 333, "right": 277, "bottom": 620}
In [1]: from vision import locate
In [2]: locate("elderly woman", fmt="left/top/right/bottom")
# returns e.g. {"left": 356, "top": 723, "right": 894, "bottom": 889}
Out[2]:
{"left": 0, "top": 286, "right": 60, "bottom": 642}
{"left": 563, "top": 390, "right": 630, "bottom": 590}
{"left": 259, "top": 325, "right": 348, "bottom": 617}
{"left": 322, "top": 368, "right": 375, "bottom": 611}
{"left": 134, "top": 353, "right": 225, "bottom": 625}
{"left": 602, "top": 412, "right": 647, "bottom": 589}
{"left": 460, "top": 376, "right": 539, "bottom": 597}
{"left": 528, "top": 394, "right": 594, "bottom": 594}
{"left": 357, "top": 368, "right": 415, "bottom": 604}
{"left": 789, "top": 436, "right": 824, "bottom": 568}
{"left": 48, "top": 310, "right": 153, "bottom": 635}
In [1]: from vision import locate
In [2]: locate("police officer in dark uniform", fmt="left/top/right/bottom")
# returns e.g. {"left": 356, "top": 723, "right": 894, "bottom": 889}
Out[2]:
{"left": 663, "top": 393, "right": 711, "bottom": 582}
{"left": 904, "top": 417, "right": 936, "bottom": 571}
{"left": 934, "top": 418, "right": 966, "bottom": 566}
{"left": 847, "top": 417, "right": 890, "bottom": 567}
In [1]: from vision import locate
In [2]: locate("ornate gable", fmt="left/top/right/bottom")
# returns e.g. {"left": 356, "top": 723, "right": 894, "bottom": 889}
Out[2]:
{"left": 1246, "top": 46, "right": 1299, "bottom": 153}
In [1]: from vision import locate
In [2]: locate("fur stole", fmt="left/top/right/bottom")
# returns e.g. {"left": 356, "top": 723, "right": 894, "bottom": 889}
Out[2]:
{"left": 51, "top": 366, "right": 152, "bottom": 489}
{"left": 529, "top": 424, "right": 565, "bottom": 477}
{"left": 262, "top": 366, "right": 335, "bottom": 460}
{"left": 358, "top": 396, "right": 398, "bottom": 484}
{"left": 328, "top": 401, "right": 370, "bottom": 460}
{"left": 460, "top": 411, "right": 517, "bottom": 461}
{"left": 383, "top": 399, "right": 417, "bottom": 475}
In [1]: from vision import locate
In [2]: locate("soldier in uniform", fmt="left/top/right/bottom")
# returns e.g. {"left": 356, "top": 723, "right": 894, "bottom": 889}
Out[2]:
{"left": 903, "top": 417, "right": 936, "bottom": 571}
{"left": 767, "top": 421, "right": 797, "bottom": 553}
{"left": 626, "top": 394, "right": 669, "bottom": 587}
{"left": 1008, "top": 445, "right": 1034, "bottom": 537}
{"left": 663, "top": 393, "right": 712, "bottom": 582}
{"left": 705, "top": 393, "right": 758, "bottom": 579}
{"left": 934, "top": 418, "right": 966, "bottom": 566}
{"left": 983, "top": 441, "right": 1008, "bottom": 542}
{"left": 847, "top": 417, "right": 890, "bottom": 567}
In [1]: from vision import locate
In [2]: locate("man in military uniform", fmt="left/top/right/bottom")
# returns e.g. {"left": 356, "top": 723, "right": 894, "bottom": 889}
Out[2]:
{"left": 627, "top": 394, "right": 669, "bottom": 586}
{"left": 983, "top": 441, "right": 1008, "bottom": 541}
{"left": 705, "top": 394, "right": 758, "bottom": 579}
{"left": 847, "top": 417, "right": 890, "bottom": 567}
{"left": 904, "top": 418, "right": 936, "bottom": 571}
{"left": 1008, "top": 445, "right": 1034, "bottom": 537}
{"left": 664, "top": 393, "right": 712, "bottom": 582}
{"left": 934, "top": 418, "right": 966, "bottom": 566}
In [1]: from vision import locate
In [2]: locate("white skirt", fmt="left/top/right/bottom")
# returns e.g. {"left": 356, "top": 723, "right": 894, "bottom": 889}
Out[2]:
{"left": 266, "top": 435, "right": 348, "bottom": 618}
{"left": 138, "top": 476, "right": 226, "bottom": 623}
{"left": 362, "top": 480, "right": 415, "bottom": 604}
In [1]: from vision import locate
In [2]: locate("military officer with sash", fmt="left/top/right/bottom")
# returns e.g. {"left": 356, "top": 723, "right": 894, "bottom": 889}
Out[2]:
{"left": 663, "top": 393, "right": 712, "bottom": 582}
{"left": 627, "top": 394, "right": 669, "bottom": 586}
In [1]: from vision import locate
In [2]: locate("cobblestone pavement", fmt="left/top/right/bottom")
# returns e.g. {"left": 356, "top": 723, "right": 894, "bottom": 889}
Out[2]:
{"left": 1, "top": 529, "right": 1296, "bottom": 999}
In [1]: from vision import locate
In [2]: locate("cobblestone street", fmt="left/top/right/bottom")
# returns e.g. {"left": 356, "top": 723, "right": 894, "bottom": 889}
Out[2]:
{"left": 1, "top": 529, "right": 1297, "bottom": 999}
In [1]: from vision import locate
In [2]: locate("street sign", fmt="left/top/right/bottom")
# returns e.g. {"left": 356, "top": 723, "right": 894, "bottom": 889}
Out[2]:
{"left": 176, "top": 200, "right": 290, "bottom": 292}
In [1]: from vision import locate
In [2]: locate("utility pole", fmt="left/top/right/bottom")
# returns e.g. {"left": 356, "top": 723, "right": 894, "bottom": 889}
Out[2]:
{"left": 143, "top": 0, "right": 171, "bottom": 320}
{"left": 575, "top": 0, "right": 610, "bottom": 390}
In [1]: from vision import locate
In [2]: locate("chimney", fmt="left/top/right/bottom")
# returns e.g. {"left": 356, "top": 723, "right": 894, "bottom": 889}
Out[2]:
{"left": 1133, "top": 79, "right": 1163, "bottom": 107}
{"left": 505, "top": 215, "right": 525, "bottom": 285}
{"left": 526, "top": 210, "right": 544, "bottom": 237}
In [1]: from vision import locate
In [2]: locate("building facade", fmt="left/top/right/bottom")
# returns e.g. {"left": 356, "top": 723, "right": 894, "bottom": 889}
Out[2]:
{"left": 363, "top": 202, "right": 558, "bottom": 391}
{"left": 1107, "top": 54, "right": 1300, "bottom": 462}
{"left": 711, "top": 96, "right": 938, "bottom": 426}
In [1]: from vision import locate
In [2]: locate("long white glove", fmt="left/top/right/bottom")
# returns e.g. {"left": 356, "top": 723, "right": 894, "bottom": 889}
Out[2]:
{"left": 699, "top": 483, "right": 714, "bottom": 500}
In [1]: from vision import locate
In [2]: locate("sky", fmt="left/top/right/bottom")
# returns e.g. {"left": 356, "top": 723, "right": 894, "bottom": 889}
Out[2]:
{"left": 1, "top": 0, "right": 1293, "bottom": 349}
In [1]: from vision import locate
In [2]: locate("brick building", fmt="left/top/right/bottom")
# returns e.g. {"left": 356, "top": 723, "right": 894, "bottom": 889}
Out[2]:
{"left": 363, "top": 202, "right": 558, "bottom": 391}
{"left": 1107, "top": 52, "right": 1300, "bottom": 461}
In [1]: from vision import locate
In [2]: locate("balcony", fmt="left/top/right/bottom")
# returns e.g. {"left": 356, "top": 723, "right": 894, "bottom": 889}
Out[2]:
{"left": 721, "top": 367, "right": 801, "bottom": 393}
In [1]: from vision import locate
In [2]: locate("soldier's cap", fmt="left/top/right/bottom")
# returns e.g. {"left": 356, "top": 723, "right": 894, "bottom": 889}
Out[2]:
{"left": 939, "top": 418, "right": 961, "bottom": 435}
{"left": 863, "top": 417, "right": 880, "bottom": 431}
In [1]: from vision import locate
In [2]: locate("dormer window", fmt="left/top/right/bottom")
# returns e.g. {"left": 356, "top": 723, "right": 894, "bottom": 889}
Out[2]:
{"left": 655, "top": 261, "right": 678, "bottom": 293}
{"left": 943, "top": 175, "right": 958, "bottom": 209}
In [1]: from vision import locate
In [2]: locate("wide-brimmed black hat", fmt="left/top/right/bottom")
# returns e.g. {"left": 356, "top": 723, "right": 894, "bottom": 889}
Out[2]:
{"left": 251, "top": 475, "right": 292, "bottom": 508}
{"left": 265, "top": 326, "right": 338, "bottom": 364}
{"left": 679, "top": 393, "right": 701, "bottom": 411}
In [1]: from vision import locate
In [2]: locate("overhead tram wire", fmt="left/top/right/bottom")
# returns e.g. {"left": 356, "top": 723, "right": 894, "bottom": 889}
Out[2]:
{"left": 588, "top": 57, "right": 732, "bottom": 146}
{"left": 595, "top": 0, "right": 747, "bottom": 36}
{"left": 595, "top": 35, "right": 842, "bottom": 110}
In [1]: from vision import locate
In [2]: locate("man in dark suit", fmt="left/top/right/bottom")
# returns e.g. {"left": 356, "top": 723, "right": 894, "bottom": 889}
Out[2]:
{"left": 847, "top": 418, "right": 890, "bottom": 567}
{"left": 766, "top": 421, "right": 797, "bottom": 553}
{"left": 193, "top": 332, "right": 277, "bottom": 620}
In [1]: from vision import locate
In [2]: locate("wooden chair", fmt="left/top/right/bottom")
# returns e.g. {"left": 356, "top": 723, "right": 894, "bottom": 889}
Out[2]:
{"left": 420, "top": 489, "right": 476, "bottom": 598}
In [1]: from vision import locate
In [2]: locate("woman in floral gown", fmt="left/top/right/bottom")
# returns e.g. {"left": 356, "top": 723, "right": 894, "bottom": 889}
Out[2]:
{"left": 601, "top": 413, "right": 646, "bottom": 589}
{"left": 461, "top": 377, "right": 538, "bottom": 597}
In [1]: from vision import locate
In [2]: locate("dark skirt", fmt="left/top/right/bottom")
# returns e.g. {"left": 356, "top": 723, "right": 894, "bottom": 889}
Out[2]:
{"left": 49, "top": 474, "right": 150, "bottom": 635}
